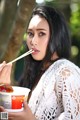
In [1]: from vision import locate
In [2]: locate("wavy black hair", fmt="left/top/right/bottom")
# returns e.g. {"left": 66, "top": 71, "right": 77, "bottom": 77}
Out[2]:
{"left": 19, "top": 5, "right": 71, "bottom": 90}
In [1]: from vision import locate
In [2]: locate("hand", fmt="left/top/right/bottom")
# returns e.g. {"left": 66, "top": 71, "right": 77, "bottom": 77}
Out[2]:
{"left": 8, "top": 101, "right": 36, "bottom": 120}
{"left": 0, "top": 106, "right": 6, "bottom": 112}
{"left": 0, "top": 61, "right": 12, "bottom": 84}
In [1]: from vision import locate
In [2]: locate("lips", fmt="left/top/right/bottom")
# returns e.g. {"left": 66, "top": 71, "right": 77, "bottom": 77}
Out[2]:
{"left": 32, "top": 48, "right": 40, "bottom": 54}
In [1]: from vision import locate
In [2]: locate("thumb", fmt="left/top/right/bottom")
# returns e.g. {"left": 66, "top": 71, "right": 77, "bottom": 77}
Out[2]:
{"left": 23, "top": 101, "right": 28, "bottom": 110}
{"left": 0, "top": 106, "right": 6, "bottom": 112}
{"left": 0, "top": 61, "right": 6, "bottom": 72}
{"left": 23, "top": 101, "right": 33, "bottom": 115}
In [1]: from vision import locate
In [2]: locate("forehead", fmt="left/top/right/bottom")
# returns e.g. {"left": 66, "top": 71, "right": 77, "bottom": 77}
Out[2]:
{"left": 28, "top": 15, "right": 49, "bottom": 30}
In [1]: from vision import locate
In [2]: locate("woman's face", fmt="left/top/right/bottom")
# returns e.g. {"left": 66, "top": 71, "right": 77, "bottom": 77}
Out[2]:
{"left": 26, "top": 15, "right": 50, "bottom": 60}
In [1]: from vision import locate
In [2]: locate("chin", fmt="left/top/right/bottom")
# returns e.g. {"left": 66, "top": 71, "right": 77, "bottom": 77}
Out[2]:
{"left": 32, "top": 56, "right": 43, "bottom": 61}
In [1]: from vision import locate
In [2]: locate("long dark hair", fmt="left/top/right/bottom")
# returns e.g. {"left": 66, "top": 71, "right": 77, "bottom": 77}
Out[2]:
{"left": 19, "top": 5, "right": 71, "bottom": 90}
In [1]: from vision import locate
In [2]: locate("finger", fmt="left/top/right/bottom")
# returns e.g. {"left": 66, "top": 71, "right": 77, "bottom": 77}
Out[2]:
{"left": 0, "top": 61, "right": 6, "bottom": 72}
{"left": 0, "top": 63, "right": 12, "bottom": 84}
{"left": 6, "top": 63, "right": 12, "bottom": 67}
{"left": 23, "top": 101, "right": 28, "bottom": 110}
{"left": 23, "top": 101, "right": 32, "bottom": 112}
{"left": 8, "top": 116, "right": 14, "bottom": 120}
{"left": 0, "top": 106, "right": 6, "bottom": 112}
{"left": 5, "top": 63, "right": 12, "bottom": 84}
{"left": 8, "top": 111, "right": 23, "bottom": 120}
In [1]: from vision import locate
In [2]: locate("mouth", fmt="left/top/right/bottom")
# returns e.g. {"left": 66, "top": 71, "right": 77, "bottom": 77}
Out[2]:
{"left": 32, "top": 48, "right": 40, "bottom": 54}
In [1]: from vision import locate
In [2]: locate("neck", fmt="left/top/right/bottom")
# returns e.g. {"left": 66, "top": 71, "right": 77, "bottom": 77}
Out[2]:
{"left": 51, "top": 52, "right": 59, "bottom": 61}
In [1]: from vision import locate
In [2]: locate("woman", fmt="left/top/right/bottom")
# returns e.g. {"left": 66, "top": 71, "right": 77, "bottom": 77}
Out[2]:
{"left": 0, "top": 5, "right": 80, "bottom": 120}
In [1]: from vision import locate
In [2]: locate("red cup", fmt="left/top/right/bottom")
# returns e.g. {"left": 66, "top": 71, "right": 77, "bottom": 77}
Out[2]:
{"left": 12, "top": 95, "right": 25, "bottom": 109}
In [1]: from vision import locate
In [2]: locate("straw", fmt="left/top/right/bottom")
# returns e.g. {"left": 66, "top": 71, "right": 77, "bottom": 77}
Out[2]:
{"left": 7, "top": 49, "right": 34, "bottom": 65}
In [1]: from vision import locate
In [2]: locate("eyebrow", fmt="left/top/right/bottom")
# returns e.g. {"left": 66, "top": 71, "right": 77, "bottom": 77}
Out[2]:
{"left": 37, "top": 28, "right": 47, "bottom": 31}
{"left": 27, "top": 28, "right": 47, "bottom": 31}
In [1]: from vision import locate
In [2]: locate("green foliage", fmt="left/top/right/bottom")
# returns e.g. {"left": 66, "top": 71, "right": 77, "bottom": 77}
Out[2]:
{"left": 70, "top": 3, "right": 80, "bottom": 36}
{"left": 19, "top": 33, "right": 27, "bottom": 54}
{"left": 69, "top": 3, "right": 80, "bottom": 66}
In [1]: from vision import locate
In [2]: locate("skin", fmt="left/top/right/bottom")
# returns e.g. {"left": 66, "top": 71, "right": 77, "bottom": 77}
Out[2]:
{"left": 27, "top": 15, "right": 50, "bottom": 60}
{"left": 0, "top": 15, "right": 58, "bottom": 120}
{"left": 0, "top": 61, "right": 12, "bottom": 84}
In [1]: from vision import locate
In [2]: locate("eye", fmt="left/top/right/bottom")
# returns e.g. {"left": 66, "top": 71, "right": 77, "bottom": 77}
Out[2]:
{"left": 39, "top": 32, "right": 46, "bottom": 37}
{"left": 27, "top": 31, "right": 34, "bottom": 38}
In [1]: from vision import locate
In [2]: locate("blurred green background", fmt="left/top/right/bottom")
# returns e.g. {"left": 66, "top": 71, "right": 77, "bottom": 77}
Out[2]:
{"left": 0, "top": 0, "right": 80, "bottom": 83}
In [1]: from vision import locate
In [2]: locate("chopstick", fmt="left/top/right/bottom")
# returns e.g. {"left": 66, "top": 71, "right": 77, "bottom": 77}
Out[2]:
{"left": 7, "top": 49, "right": 34, "bottom": 65}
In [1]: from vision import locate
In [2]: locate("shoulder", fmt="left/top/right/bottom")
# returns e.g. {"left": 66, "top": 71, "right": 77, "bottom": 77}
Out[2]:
{"left": 54, "top": 58, "right": 80, "bottom": 85}
{"left": 53, "top": 58, "right": 80, "bottom": 74}
{"left": 44, "top": 58, "right": 80, "bottom": 81}
{"left": 54, "top": 59, "right": 80, "bottom": 98}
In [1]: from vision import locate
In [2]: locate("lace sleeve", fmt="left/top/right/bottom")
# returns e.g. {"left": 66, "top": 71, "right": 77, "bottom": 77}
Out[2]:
{"left": 56, "top": 66, "right": 80, "bottom": 120}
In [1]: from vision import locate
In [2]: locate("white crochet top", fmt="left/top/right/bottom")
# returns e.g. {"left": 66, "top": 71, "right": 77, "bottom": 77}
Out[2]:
{"left": 28, "top": 59, "right": 80, "bottom": 120}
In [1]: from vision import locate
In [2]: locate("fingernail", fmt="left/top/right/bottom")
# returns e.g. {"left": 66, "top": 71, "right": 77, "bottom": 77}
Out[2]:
{"left": 3, "top": 61, "right": 6, "bottom": 64}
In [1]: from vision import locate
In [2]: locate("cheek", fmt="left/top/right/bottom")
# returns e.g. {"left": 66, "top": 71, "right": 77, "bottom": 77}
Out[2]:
{"left": 40, "top": 40, "right": 49, "bottom": 57}
{"left": 26, "top": 40, "right": 30, "bottom": 47}
{"left": 43, "top": 33, "right": 50, "bottom": 47}
{"left": 45, "top": 40, "right": 49, "bottom": 45}
{"left": 43, "top": 39, "right": 49, "bottom": 49}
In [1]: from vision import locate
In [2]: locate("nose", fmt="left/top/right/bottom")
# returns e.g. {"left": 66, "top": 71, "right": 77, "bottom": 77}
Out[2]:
{"left": 30, "top": 35, "right": 37, "bottom": 46}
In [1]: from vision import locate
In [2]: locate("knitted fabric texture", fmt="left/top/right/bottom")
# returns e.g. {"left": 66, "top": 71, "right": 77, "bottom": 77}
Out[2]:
{"left": 28, "top": 59, "right": 80, "bottom": 120}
